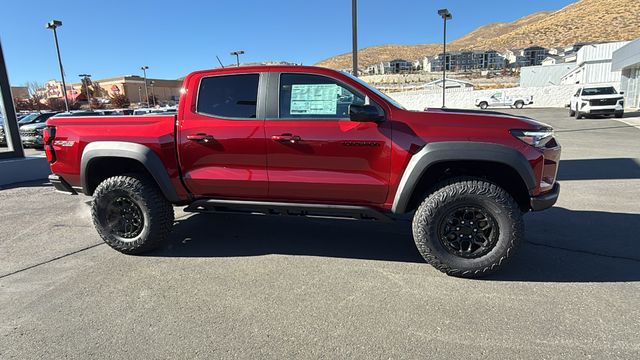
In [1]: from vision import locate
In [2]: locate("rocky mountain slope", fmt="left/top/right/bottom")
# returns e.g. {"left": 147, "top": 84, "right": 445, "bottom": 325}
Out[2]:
{"left": 315, "top": 0, "right": 640, "bottom": 69}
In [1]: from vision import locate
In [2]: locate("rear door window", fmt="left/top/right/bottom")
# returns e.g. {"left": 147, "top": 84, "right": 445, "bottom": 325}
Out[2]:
{"left": 197, "top": 74, "right": 259, "bottom": 119}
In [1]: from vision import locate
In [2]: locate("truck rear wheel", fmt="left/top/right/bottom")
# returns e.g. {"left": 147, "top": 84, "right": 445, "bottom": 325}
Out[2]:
{"left": 514, "top": 101, "right": 524, "bottom": 109}
{"left": 91, "top": 175, "right": 174, "bottom": 254}
{"left": 412, "top": 178, "right": 523, "bottom": 278}
{"left": 479, "top": 102, "right": 488, "bottom": 110}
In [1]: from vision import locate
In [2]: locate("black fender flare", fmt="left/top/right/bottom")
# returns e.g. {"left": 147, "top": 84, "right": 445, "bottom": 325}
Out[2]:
{"left": 80, "top": 141, "right": 180, "bottom": 203}
{"left": 391, "top": 142, "right": 536, "bottom": 214}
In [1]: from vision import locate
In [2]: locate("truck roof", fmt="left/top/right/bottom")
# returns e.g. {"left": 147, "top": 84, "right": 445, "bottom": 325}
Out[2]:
{"left": 185, "top": 65, "right": 343, "bottom": 78}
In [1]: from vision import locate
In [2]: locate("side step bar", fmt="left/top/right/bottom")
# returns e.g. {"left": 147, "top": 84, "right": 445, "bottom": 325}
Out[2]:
{"left": 183, "top": 199, "right": 393, "bottom": 222}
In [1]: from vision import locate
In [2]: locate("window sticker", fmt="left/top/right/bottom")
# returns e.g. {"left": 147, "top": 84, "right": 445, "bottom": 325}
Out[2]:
{"left": 290, "top": 84, "right": 338, "bottom": 115}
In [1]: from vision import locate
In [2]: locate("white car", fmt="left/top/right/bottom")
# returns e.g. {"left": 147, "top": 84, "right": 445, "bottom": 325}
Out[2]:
{"left": 475, "top": 91, "right": 533, "bottom": 109}
{"left": 569, "top": 86, "right": 624, "bottom": 119}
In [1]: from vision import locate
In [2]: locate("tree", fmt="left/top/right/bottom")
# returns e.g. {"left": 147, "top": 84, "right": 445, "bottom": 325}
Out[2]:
{"left": 147, "top": 94, "right": 158, "bottom": 107}
{"left": 27, "top": 81, "right": 44, "bottom": 111}
{"left": 91, "top": 81, "right": 103, "bottom": 98}
{"left": 80, "top": 77, "right": 94, "bottom": 98}
{"left": 110, "top": 94, "right": 130, "bottom": 108}
{"left": 46, "top": 98, "right": 66, "bottom": 111}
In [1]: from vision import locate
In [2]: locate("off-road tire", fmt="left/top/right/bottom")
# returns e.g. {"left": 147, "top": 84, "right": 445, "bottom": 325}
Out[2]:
{"left": 575, "top": 109, "right": 583, "bottom": 119}
{"left": 479, "top": 102, "right": 488, "bottom": 110}
{"left": 615, "top": 112, "right": 624, "bottom": 119}
{"left": 569, "top": 107, "right": 575, "bottom": 117}
{"left": 91, "top": 175, "right": 174, "bottom": 254}
{"left": 412, "top": 178, "right": 524, "bottom": 278}
{"left": 514, "top": 101, "right": 524, "bottom": 109}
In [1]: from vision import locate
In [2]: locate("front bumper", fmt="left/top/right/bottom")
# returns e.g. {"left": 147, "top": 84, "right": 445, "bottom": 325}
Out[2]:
{"left": 580, "top": 104, "right": 623, "bottom": 115}
{"left": 21, "top": 135, "right": 44, "bottom": 147}
{"left": 530, "top": 183, "right": 560, "bottom": 211}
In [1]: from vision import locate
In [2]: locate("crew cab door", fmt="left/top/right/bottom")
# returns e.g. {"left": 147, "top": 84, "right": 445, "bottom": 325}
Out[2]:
{"left": 263, "top": 72, "right": 391, "bottom": 205}
{"left": 177, "top": 72, "right": 268, "bottom": 199}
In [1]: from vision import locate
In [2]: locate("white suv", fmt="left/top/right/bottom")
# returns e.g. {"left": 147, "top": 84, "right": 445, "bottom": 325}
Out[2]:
{"left": 569, "top": 86, "right": 624, "bottom": 119}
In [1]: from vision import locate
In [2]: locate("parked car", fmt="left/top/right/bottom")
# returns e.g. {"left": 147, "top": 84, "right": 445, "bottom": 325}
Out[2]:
{"left": 18, "top": 112, "right": 58, "bottom": 126}
{"left": 18, "top": 112, "right": 58, "bottom": 149}
{"left": 46, "top": 65, "right": 561, "bottom": 278}
{"left": 0, "top": 122, "right": 5, "bottom": 147}
{"left": 19, "top": 112, "right": 61, "bottom": 148}
{"left": 569, "top": 86, "right": 624, "bottom": 119}
{"left": 475, "top": 92, "right": 534, "bottom": 109}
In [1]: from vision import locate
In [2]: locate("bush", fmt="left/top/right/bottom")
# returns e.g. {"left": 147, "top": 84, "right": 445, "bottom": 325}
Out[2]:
{"left": 110, "top": 94, "right": 130, "bottom": 108}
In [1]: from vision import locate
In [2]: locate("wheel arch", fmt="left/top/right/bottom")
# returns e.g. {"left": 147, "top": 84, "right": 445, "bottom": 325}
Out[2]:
{"left": 81, "top": 141, "right": 180, "bottom": 203}
{"left": 392, "top": 142, "right": 536, "bottom": 214}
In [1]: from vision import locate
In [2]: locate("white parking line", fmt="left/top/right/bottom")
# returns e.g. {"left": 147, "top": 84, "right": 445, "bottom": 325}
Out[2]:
{"left": 617, "top": 117, "right": 640, "bottom": 130}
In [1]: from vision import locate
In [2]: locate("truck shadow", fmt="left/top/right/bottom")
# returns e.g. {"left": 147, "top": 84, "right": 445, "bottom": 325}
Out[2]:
{"left": 153, "top": 207, "right": 640, "bottom": 283}
{"left": 558, "top": 158, "right": 640, "bottom": 181}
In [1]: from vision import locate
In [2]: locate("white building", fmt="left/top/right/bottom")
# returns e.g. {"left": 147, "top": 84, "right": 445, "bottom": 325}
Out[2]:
{"left": 520, "top": 63, "right": 577, "bottom": 87}
{"left": 612, "top": 37, "right": 640, "bottom": 109}
{"left": 560, "top": 41, "right": 629, "bottom": 85}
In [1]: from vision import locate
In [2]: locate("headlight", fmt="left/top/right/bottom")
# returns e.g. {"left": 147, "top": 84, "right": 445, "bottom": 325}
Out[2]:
{"left": 510, "top": 128, "right": 554, "bottom": 148}
{"left": 36, "top": 128, "right": 44, "bottom": 135}
{"left": 581, "top": 101, "right": 588, "bottom": 109}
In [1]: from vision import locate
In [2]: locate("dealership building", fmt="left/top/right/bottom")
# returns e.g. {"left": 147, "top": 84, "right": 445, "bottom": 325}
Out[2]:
{"left": 612, "top": 38, "right": 640, "bottom": 110}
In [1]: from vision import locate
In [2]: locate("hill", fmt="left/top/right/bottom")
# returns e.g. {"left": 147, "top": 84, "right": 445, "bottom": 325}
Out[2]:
{"left": 315, "top": 0, "right": 640, "bottom": 69}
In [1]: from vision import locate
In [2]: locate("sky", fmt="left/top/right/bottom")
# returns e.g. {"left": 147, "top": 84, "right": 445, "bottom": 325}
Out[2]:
{"left": 0, "top": 0, "right": 576, "bottom": 85}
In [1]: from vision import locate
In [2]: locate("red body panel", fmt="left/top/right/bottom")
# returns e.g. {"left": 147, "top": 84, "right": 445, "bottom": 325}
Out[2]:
{"left": 46, "top": 65, "right": 560, "bottom": 212}
{"left": 46, "top": 115, "right": 190, "bottom": 201}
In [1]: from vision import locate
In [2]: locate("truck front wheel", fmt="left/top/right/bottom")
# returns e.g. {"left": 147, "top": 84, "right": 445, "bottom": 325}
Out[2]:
{"left": 412, "top": 178, "right": 524, "bottom": 278}
{"left": 514, "top": 101, "right": 524, "bottom": 109}
{"left": 91, "top": 175, "right": 174, "bottom": 254}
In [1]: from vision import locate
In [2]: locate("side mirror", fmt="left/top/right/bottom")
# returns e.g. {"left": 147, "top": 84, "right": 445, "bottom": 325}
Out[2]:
{"left": 620, "top": 91, "right": 625, "bottom": 95}
{"left": 349, "top": 104, "right": 384, "bottom": 122}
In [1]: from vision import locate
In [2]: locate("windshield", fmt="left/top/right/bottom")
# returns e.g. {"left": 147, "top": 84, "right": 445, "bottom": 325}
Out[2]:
{"left": 18, "top": 113, "right": 39, "bottom": 124}
{"left": 582, "top": 87, "right": 617, "bottom": 96}
{"left": 343, "top": 72, "right": 406, "bottom": 110}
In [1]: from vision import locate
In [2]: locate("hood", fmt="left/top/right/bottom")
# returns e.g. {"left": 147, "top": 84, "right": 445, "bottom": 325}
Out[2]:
{"left": 580, "top": 94, "right": 623, "bottom": 100}
{"left": 423, "top": 108, "right": 551, "bottom": 129}
{"left": 20, "top": 122, "right": 47, "bottom": 131}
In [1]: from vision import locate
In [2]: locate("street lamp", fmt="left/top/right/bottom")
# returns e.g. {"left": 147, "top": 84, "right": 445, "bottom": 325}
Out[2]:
{"left": 140, "top": 65, "right": 149, "bottom": 107}
{"left": 45, "top": 20, "right": 69, "bottom": 112}
{"left": 437, "top": 8, "right": 452, "bottom": 108}
{"left": 230, "top": 50, "right": 244, "bottom": 67}
{"left": 78, "top": 74, "right": 92, "bottom": 109}
{"left": 352, "top": 0, "right": 358, "bottom": 77}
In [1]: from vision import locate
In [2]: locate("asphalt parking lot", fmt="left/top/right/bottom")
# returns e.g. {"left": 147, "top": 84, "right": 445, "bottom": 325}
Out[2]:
{"left": 1, "top": 108, "right": 639, "bottom": 359}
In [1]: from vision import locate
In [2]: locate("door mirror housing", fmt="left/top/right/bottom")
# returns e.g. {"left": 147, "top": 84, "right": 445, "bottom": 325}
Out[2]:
{"left": 349, "top": 104, "right": 384, "bottom": 122}
{"left": 620, "top": 91, "right": 625, "bottom": 95}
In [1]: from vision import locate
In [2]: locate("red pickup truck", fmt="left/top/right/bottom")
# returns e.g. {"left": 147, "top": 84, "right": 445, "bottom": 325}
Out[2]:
{"left": 45, "top": 65, "right": 561, "bottom": 278}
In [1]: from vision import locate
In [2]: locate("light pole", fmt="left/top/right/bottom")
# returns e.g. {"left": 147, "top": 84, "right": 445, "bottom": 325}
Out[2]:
{"left": 45, "top": 20, "right": 69, "bottom": 112}
{"left": 352, "top": 0, "right": 358, "bottom": 77}
{"left": 230, "top": 50, "right": 244, "bottom": 67}
{"left": 140, "top": 65, "right": 149, "bottom": 107}
{"left": 79, "top": 74, "right": 92, "bottom": 109}
{"left": 138, "top": 86, "right": 143, "bottom": 106}
{"left": 438, "top": 9, "right": 452, "bottom": 108}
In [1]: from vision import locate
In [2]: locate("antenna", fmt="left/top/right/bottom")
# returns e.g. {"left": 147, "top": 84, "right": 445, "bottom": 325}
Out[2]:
{"left": 216, "top": 55, "right": 225, "bottom": 68}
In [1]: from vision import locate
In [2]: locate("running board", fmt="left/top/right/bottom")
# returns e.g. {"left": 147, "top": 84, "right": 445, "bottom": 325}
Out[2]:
{"left": 183, "top": 199, "right": 393, "bottom": 222}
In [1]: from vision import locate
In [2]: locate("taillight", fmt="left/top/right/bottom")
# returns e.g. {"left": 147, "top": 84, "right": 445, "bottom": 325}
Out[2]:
{"left": 44, "top": 126, "right": 56, "bottom": 163}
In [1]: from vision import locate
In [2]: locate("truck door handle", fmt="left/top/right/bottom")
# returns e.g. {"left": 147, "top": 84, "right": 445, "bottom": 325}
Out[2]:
{"left": 187, "top": 133, "right": 214, "bottom": 142}
{"left": 272, "top": 134, "right": 301, "bottom": 143}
